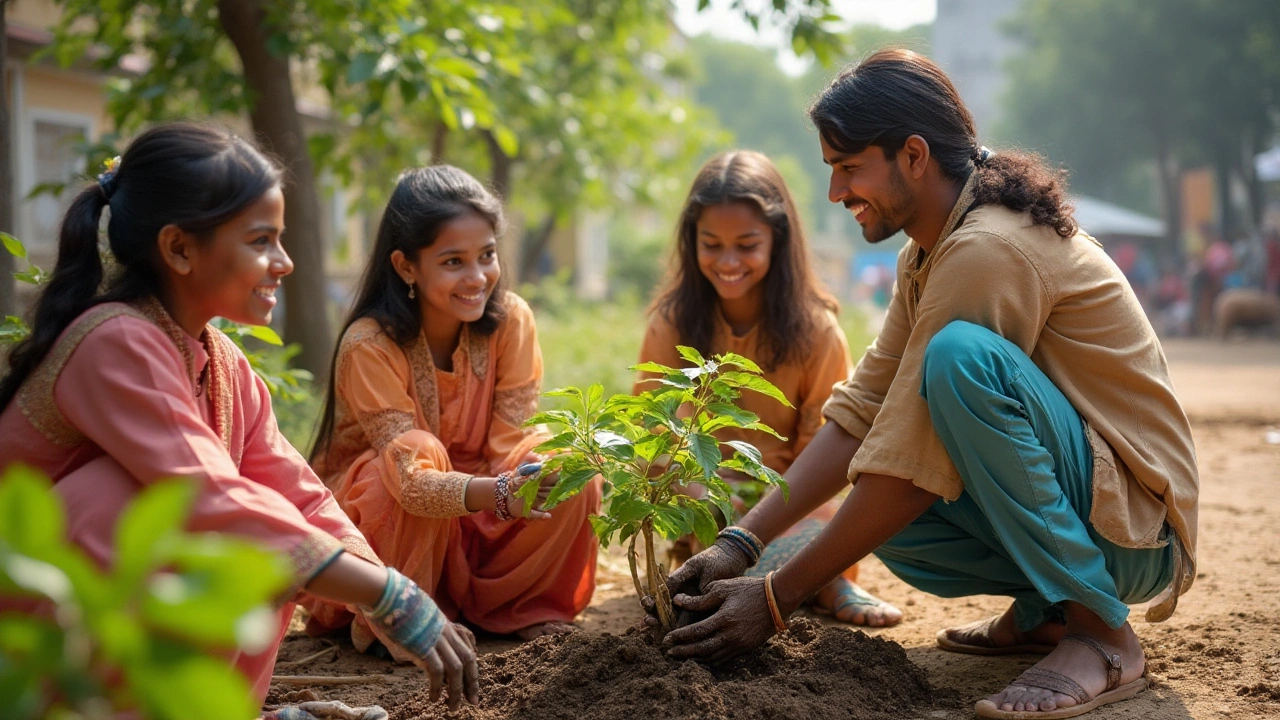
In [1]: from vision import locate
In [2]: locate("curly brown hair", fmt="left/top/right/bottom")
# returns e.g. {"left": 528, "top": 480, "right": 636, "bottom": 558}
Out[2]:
{"left": 808, "top": 48, "right": 1076, "bottom": 238}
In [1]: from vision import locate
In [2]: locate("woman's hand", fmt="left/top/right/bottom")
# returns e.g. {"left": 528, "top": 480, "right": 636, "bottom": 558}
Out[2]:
{"left": 362, "top": 568, "right": 479, "bottom": 710}
{"left": 506, "top": 462, "right": 557, "bottom": 519}
{"left": 417, "top": 622, "right": 479, "bottom": 711}
{"left": 661, "top": 576, "right": 778, "bottom": 663}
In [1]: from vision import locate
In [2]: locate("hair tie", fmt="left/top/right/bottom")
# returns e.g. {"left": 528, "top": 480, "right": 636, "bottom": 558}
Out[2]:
{"left": 975, "top": 146, "right": 994, "bottom": 166}
{"left": 97, "top": 156, "right": 121, "bottom": 200}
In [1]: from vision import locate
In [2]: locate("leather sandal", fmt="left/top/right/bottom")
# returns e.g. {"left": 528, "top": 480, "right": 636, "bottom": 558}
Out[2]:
{"left": 936, "top": 615, "right": 1056, "bottom": 656}
{"left": 974, "top": 634, "right": 1148, "bottom": 719}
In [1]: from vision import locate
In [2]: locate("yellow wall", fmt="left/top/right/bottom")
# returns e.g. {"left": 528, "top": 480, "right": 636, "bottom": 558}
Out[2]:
{"left": 21, "top": 65, "right": 109, "bottom": 134}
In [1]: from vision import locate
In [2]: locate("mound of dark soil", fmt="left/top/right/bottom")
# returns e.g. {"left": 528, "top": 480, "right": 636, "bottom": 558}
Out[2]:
{"left": 387, "top": 619, "right": 944, "bottom": 720}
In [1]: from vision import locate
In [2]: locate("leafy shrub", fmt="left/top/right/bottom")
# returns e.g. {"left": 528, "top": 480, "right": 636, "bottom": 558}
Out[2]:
{"left": 0, "top": 465, "right": 289, "bottom": 719}
{"left": 519, "top": 346, "right": 789, "bottom": 632}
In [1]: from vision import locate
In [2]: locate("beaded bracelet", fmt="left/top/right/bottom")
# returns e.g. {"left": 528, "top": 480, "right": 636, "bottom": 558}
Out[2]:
{"left": 493, "top": 472, "right": 514, "bottom": 521}
{"left": 763, "top": 570, "right": 788, "bottom": 634}
{"left": 716, "top": 525, "right": 764, "bottom": 565}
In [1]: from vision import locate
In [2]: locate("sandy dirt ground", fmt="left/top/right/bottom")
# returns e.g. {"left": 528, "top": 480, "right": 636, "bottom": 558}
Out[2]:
{"left": 271, "top": 337, "right": 1280, "bottom": 719}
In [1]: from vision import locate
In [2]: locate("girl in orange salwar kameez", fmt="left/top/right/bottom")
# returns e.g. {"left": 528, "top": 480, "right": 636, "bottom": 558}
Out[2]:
{"left": 638, "top": 150, "right": 902, "bottom": 627}
{"left": 306, "top": 166, "right": 600, "bottom": 646}
{"left": 0, "top": 124, "right": 478, "bottom": 715}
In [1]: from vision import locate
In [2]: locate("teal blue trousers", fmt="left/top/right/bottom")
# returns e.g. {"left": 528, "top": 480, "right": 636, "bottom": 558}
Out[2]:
{"left": 873, "top": 321, "right": 1173, "bottom": 630}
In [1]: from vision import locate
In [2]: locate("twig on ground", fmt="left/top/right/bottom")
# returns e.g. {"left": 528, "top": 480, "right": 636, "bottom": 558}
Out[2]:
{"left": 275, "top": 642, "right": 339, "bottom": 668}
{"left": 271, "top": 674, "right": 393, "bottom": 686}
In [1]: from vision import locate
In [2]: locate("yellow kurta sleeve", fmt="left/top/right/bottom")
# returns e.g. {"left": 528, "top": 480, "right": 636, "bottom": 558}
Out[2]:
{"left": 823, "top": 246, "right": 914, "bottom": 442}
{"left": 844, "top": 232, "right": 1052, "bottom": 500}
{"left": 484, "top": 294, "right": 548, "bottom": 473}
{"left": 792, "top": 312, "right": 853, "bottom": 458}
{"left": 335, "top": 327, "right": 471, "bottom": 517}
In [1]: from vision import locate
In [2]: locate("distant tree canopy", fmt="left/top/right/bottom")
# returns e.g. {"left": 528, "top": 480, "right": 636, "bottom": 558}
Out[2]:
{"left": 39, "top": 0, "right": 846, "bottom": 374}
{"left": 1000, "top": 0, "right": 1280, "bottom": 244}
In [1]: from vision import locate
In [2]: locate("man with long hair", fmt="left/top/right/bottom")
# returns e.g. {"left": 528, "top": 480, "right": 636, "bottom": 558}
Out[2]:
{"left": 656, "top": 50, "right": 1197, "bottom": 720}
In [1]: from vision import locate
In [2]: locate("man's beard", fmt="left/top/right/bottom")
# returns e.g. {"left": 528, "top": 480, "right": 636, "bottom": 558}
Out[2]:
{"left": 860, "top": 165, "right": 913, "bottom": 243}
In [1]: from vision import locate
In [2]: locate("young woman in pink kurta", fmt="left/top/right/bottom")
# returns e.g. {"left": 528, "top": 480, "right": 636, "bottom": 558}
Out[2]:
{"left": 640, "top": 150, "right": 902, "bottom": 627}
{"left": 0, "top": 124, "right": 478, "bottom": 713}
{"left": 305, "top": 166, "right": 600, "bottom": 644}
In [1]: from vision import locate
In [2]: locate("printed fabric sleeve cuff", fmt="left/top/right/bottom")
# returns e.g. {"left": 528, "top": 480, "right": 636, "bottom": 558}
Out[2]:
{"left": 282, "top": 531, "right": 345, "bottom": 602}
{"left": 399, "top": 466, "right": 473, "bottom": 518}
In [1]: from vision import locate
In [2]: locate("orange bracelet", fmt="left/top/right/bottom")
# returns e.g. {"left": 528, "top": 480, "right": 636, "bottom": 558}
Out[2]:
{"left": 763, "top": 571, "right": 788, "bottom": 634}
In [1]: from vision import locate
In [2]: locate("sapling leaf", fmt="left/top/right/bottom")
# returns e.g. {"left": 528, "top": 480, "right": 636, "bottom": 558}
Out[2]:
{"left": 543, "top": 466, "right": 598, "bottom": 509}
{"left": 717, "top": 352, "right": 763, "bottom": 374}
{"left": 654, "top": 372, "right": 695, "bottom": 390}
{"left": 744, "top": 421, "right": 788, "bottom": 440}
{"left": 724, "top": 439, "right": 764, "bottom": 465}
{"left": 651, "top": 504, "right": 691, "bottom": 539}
{"left": 586, "top": 384, "right": 604, "bottom": 414}
{"left": 709, "top": 379, "right": 740, "bottom": 400}
{"left": 705, "top": 402, "right": 759, "bottom": 427}
{"left": 718, "top": 372, "right": 793, "bottom": 407}
{"left": 675, "top": 345, "right": 706, "bottom": 366}
{"left": 630, "top": 361, "right": 677, "bottom": 375}
{"left": 534, "top": 430, "right": 578, "bottom": 454}
{"left": 687, "top": 501, "right": 720, "bottom": 548}
{"left": 689, "top": 432, "right": 721, "bottom": 480}
{"left": 525, "top": 410, "right": 578, "bottom": 428}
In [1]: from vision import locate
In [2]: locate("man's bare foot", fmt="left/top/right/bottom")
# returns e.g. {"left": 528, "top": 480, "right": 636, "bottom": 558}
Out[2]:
{"left": 812, "top": 577, "right": 904, "bottom": 627}
{"left": 938, "top": 602, "right": 1065, "bottom": 654}
{"left": 515, "top": 621, "right": 576, "bottom": 641}
{"left": 977, "top": 604, "right": 1146, "bottom": 716}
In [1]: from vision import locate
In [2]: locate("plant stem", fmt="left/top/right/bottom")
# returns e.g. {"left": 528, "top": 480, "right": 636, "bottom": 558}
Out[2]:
{"left": 643, "top": 517, "right": 673, "bottom": 631}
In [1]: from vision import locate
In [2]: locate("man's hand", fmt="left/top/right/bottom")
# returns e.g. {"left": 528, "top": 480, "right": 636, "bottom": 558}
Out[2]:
{"left": 661, "top": 576, "right": 777, "bottom": 663}
{"left": 643, "top": 539, "right": 753, "bottom": 628}
{"left": 415, "top": 622, "right": 479, "bottom": 711}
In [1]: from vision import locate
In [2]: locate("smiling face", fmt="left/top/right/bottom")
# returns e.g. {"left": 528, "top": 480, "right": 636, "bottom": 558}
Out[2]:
{"left": 184, "top": 185, "right": 291, "bottom": 327}
{"left": 395, "top": 210, "right": 500, "bottom": 331}
{"left": 695, "top": 201, "right": 773, "bottom": 306}
{"left": 821, "top": 136, "right": 916, "bottom": 244}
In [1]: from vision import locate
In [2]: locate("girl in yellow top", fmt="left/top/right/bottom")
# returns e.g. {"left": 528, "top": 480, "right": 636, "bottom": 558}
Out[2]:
{"left": 637, "top": 150, "right": 901, "bottom": 626}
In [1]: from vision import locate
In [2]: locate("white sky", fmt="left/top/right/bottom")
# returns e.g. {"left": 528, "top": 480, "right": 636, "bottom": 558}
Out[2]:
{"left": 672, "top": 0, "right": 937, "bottom": 74}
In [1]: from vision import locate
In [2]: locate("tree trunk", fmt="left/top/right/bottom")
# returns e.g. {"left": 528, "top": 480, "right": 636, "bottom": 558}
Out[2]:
{"left": 519, "top": 213, "right": 556, "bottom": 284}
{"left": 431, "top": 121, "right": 448, "bottom": 164}
{"left": 1152, "top": 128, "right": 1183, "bottom": 256}
{"left": 0, "top": 0, "right": 15, "bottom": 317}
{"left": 1212, "top": 147, "right": 1237, "bottom": 242}
{"left": 482, "top": 129, "right": 511, "bottom": 201}
{"left": 217, "top": 0, "right": 331, "bottom": 378}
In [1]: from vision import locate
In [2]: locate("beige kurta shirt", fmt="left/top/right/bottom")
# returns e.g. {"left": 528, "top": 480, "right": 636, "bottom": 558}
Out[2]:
{"left": 823, "top": 174, "right": 1198, "bottom": 618}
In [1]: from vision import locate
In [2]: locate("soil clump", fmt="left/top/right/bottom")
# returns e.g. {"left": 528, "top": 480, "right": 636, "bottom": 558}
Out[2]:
{"left": 384, "top": 618, "right": 949, "bottom": 720}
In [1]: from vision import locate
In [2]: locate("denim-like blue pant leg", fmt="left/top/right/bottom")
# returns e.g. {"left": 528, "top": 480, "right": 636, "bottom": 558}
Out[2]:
{"left": 873, "top": 321, "right": 1173, "bottom": 631}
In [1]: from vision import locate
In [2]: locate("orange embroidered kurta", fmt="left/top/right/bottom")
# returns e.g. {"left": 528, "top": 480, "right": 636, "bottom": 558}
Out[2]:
{"left": 307, "top": 293, "right": 600, "bottom": 635}
{"left": 0, "top": 301, "right": 378, "bottom": 704}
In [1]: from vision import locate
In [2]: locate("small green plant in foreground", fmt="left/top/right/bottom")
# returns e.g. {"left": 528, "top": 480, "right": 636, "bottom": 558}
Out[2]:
{"left": 519, "top": 346, "right": 790, "bottom": 632}
{"left": 0, "top": 465, "right": 289, "bottom": 719}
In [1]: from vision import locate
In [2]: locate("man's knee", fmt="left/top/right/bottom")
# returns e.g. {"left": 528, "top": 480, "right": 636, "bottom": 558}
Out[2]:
{"left": 921, "top": 320, "right": 1004, "bottom": 394}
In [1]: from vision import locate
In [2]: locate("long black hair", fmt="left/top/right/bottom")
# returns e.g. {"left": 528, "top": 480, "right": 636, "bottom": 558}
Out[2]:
{"left": 0, "top": 122, "right": 282, "bottom": 412}
{"left": 651, "top": 150, "right": 838, "bottom": 371}
{"left": 311, "top": 165, "right": 507, "bottom": 461}
{"left": 808, "top": 48, "right": 1076, "bottom": 238}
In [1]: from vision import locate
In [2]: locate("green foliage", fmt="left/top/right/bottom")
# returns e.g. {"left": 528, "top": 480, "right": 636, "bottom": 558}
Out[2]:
{"left": 1000, "top": 0, "right": 1280, "bottom": 227}
{"left": 1, "top": 236, "right": 43, "bottom": 347}
{"left": 0, "top": 465, "right": 290, "bottom": 719}
{"left": 518, "top": 346, "right": 789, "bottom": 629}
{"left": 211, "top": 319, "right": 314, "bottom": 404}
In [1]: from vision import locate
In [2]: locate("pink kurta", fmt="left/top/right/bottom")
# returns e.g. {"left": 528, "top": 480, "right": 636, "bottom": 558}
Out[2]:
{"left": 0, "top": 301, "right": 378, "bottom": 704}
